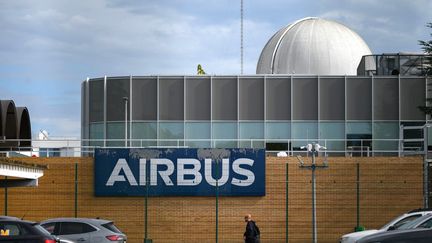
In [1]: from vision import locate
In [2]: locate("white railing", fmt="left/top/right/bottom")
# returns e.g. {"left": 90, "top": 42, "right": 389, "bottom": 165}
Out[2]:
{"left": 0, "top": 138, "right": 426, "bottom": 157}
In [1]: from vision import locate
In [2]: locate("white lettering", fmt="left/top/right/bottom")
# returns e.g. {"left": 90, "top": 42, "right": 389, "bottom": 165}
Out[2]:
{"left": 139, "top": 159, "right": 147, "bottom": 186}
{"left": 106, "top": 159, "right": 138, "bottom": 186}
{"left": 204, "top": 158, "right": 229, "bottom": 186}
{"left": 150, "top": 159, "right": 174, "bottom": 186}
{"left": 177, "top": 159, "right": 202, "bottom": 186}
{"left": 231, "top": 158, "right": 255, "bottom": 186}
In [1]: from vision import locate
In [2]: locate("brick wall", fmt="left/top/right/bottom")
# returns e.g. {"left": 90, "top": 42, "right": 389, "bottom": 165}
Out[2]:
{"left": 0, "top": 156, "right": 424, "bottom": 243}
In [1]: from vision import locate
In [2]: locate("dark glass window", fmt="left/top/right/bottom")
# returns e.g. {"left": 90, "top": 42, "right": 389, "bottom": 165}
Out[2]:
{"left": 59, "top": 222, "right": 96, "bottom": 235}
{"left": 41, "top": 222, "right": 56, "bottom": 234}
{"left": 186, "top": 77, "right": 210, "bottom": 120}
{"left": 239, "top": 77, "right": 264, "bottom": 120}
{"left": 292, "top": 77, "right": 318, "bottom": 120}
{"left": 89, "top": 78, "right": 104, "bottom": 123}
{"left": 212, "top": 77, "right": 237, "bottom": 120}
{"left": 132, "top": 77, "right": 157, "bottom": 120}
{"left": 101, "top": 223, "right": 122, "bottom": 234}
{"left": 266, "top": 77, "right": 291, "bottom": 120}
{"left": 159, "top": 77, "right": 184, "bottom": 120}
{"left": 0, "top": 222, "right": 28, "bottom": 236}
{"left": 106, "top": 77, "right": 130, "bottom": 122}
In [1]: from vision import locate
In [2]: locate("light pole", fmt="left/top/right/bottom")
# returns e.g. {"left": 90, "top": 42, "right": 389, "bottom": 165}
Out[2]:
{"left": 297, "top": 143, "right": 328, "bottom": 243}
{"left": 123, "top": 97, "right": 128, "bottom": 147}
{"left": 277, "top": 151, "right": 289, "bottom": 243}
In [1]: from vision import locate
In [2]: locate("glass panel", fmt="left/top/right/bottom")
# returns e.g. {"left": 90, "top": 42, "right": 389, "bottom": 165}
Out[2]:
{"left": 265, "top": 122, "right": 290, "bottom": 139}
{"left": 374, "top": 77, "right": 398, "bottom": 120}
{"left": 266, "top": 77, "right": 291, "bottom": 120}
{"left": 185, "top": 122, "right": 210, "bottom": 148}
{"left": 212, "top": 77, "right": 237, "bottom": 120}
{"left": 373, "top": 122, "right": 399, "bottom": 153}
{"left": 89, "top": 123, "right": 104, "bottom": 147}
{"left": 319, "top": 122, "right": 345, "bottom": 152}
{"left": 346, "top": 122, "right": 372, "bottom": 156}
{"left": 159, "top": 77, "right": 184, "bottom": 120}
{"left": 291, "top": 122, "right": 318, "bottom": 149}
{"left": 131, "top": 122, "right": 157, "bottom": 147}
{"left": 400, "top": 77, "right": 426, "bottom": 120}
{"left": 212, "top": 122, "right": 237, "bottom": 148}
{"left": 401, "top": 122, "right": 424, "bottom": 151}
{"left": 320, "top": 77, "right": 345, "bottom": 120}
{"left": 81, "top": 82, "right": 88, "bottom": 141}
{"left": 346, "top": 77, "right": 372, "bottom": 120}
{"left": 377, "top": 55, "right": 398, "bottom": 75}
{"left": 106, "top": 122, "right": 126, "bottom": 147}
{"left": 89, "top": 78, "right": 104, "bottom": 122}
{"left": 132, "top": 77, "right": 157, "bottom": 120}
{"left": 239, "top": 77, "right": 264, "bottom": 120}
{"left": 239, "top": 122, "right": 264, "bottom": 148}
{"left": 186, "top": 77, "right": 211, "bottom": 120}
{"left": 106, "top": 77, "right": 130, "bottom": 121}
{"left": 292, "top": 77, "right": 318, "bottom": 120}
{"left": 347, "top": 122, "right": 372, "bottom": 134}
{"left": 159, "top": 122, "right": 184, "bottom": 147}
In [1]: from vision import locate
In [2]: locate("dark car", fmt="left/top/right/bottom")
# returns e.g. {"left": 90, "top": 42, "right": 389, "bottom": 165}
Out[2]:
{"left": 357, "top": 228, "right": 432, "bottom": 243}
{"left": 0, "top": 217, "right": 58, "bottom": 243}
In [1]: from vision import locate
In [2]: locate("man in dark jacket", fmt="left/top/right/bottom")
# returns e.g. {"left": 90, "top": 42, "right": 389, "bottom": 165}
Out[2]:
{"left": 244, "top": 214, "right": 259, "bottom": 243}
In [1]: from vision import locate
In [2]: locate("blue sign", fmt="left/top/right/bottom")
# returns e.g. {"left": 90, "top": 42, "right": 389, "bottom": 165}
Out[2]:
{"left": 94, "top": 148, "right": 265, "bottom": 196}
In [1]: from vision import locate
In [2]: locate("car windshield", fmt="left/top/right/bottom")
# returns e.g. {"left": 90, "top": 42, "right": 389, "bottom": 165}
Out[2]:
{"left": 380, "top": 214, "right": 424, "bottom": 230}
{"left": 398, "top": 215, "right": 432, "bottom": 230}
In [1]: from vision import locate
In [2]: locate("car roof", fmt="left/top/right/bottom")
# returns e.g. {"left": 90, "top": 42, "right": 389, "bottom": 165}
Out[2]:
{"left": 361, "top": 227, "right": 432, "bottom": 242}
{"left": 0, "top": 216, "right": 21, "bottom": 221}
{"left": 408, "top": 208, "right": 432, "bottom": 213}
{"left": 41, "top": 218, "right": 112, "bottom": 225}
{"left": 0, "top": 218, "right": 38, "bottom": 225}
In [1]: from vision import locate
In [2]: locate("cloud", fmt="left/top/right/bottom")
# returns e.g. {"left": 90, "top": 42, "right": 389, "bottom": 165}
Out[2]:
{"left": 0, "top": 0, "right": 429, "bottom": 138}
{"left": 316, "top": 0, "right": 432, "bottom": 53}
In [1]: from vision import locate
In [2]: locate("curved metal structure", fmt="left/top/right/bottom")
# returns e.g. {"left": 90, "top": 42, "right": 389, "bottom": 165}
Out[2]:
{"left": 256, "top": 17, "right": 372, "bottom": 75}
{"left": 0, "top": 100, "right": 31, "bottom": 150}
{"left": 16, "top": 107, "right": 31, "bottom": 149}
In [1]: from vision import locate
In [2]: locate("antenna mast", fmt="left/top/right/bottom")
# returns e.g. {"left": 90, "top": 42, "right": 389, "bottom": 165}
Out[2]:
{"left": 240, "top": 0, "right": 243, "bottom": 75}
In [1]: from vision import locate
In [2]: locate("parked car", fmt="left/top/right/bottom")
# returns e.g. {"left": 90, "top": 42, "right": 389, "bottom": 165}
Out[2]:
{"left": 357, "top": 228, "right": 432, "bottom": 243}
{"left": 396, "top": 213, "right": 432, "bottom": 230}
{"left": 0, "top": 217, "right": 59, "bottom": 243}
{"left": 339, "top": 208, "right": 432, "bottom": 243}
{"left": 40, "top": 218, "right": 126, "bottom": 243}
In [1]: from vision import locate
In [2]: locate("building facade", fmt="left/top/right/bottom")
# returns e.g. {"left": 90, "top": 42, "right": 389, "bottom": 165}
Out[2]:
{"left": 81, "top": 74, "right": 427, "bottom": 154}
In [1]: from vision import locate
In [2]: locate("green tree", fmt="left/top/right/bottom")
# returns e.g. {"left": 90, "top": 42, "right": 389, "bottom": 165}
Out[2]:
{"left": 418, "top": 23, "right": 432, "bottom": 116}
{"left": 419, "top": 23, "right": 432, "bottom": 75}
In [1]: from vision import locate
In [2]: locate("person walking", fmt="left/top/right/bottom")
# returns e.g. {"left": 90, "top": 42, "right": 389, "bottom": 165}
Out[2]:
{"left": 244, "top": 214, "right": 260, "bottom": 243}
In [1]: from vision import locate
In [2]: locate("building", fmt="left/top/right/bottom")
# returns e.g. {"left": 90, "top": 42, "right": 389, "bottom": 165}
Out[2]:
{"left": 81, "top": 17, "right": 430, "bottom": 155}
{"left": 0, "top": 100, "right": 31, "bottom": 152}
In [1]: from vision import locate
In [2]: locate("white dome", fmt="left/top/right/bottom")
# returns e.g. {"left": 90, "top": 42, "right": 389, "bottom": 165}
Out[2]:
{"left": 256, "top": 17, "right": 372, "bottom": 75}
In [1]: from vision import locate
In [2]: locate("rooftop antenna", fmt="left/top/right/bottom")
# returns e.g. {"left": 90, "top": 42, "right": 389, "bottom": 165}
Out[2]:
{"left": 240, "top": 0, "right": 243, "bottom": 75}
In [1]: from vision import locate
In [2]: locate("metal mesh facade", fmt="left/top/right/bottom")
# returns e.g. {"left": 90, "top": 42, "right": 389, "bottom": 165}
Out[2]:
{"left": 81, "top": 75, "right": 427, "bottom": 153}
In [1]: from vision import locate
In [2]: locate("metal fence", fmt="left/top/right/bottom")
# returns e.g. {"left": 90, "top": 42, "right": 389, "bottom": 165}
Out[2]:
{"left": 0, "top": 138, "right": 427, "bottom": 158}
{"left": 0, "top": 156, "right": 425, "bottom": 243}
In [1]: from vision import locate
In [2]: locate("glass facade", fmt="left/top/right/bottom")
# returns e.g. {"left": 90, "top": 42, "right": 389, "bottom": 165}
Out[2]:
{"left": 83, "top": 75, "right": 427, "bottom": 154}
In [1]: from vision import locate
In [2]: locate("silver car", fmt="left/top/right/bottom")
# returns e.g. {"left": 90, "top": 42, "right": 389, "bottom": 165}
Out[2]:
{"left": 40, "top": 218, "right": 126, "bottom": 243}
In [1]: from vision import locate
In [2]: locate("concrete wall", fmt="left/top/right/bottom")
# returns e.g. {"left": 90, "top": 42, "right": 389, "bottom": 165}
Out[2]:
{"left": 0, "top": 156, "right": 423, "bottom": 243}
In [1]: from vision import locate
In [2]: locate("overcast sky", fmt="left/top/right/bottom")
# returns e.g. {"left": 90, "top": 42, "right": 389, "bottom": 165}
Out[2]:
{"left": 0, "top": 0, "right": 431, "bottom": 138}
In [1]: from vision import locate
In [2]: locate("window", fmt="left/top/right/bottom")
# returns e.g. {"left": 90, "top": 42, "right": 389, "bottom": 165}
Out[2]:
{"left": 101, "top": 223, "right": 122, "bottom": 234}
{"left": 419, "top": 219, "right": 432, "bottom": 228}
{"left": 59, "top": 222, "right": 96, "bottom": 235}
{"left": 41, "top": 222, "right": 56, "bottom": 234}
{"left": 393, "top": 214, "right": 422, "bottom": 229}
{"left": 0, "top": 223, "right": 28, "bottom": 236}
